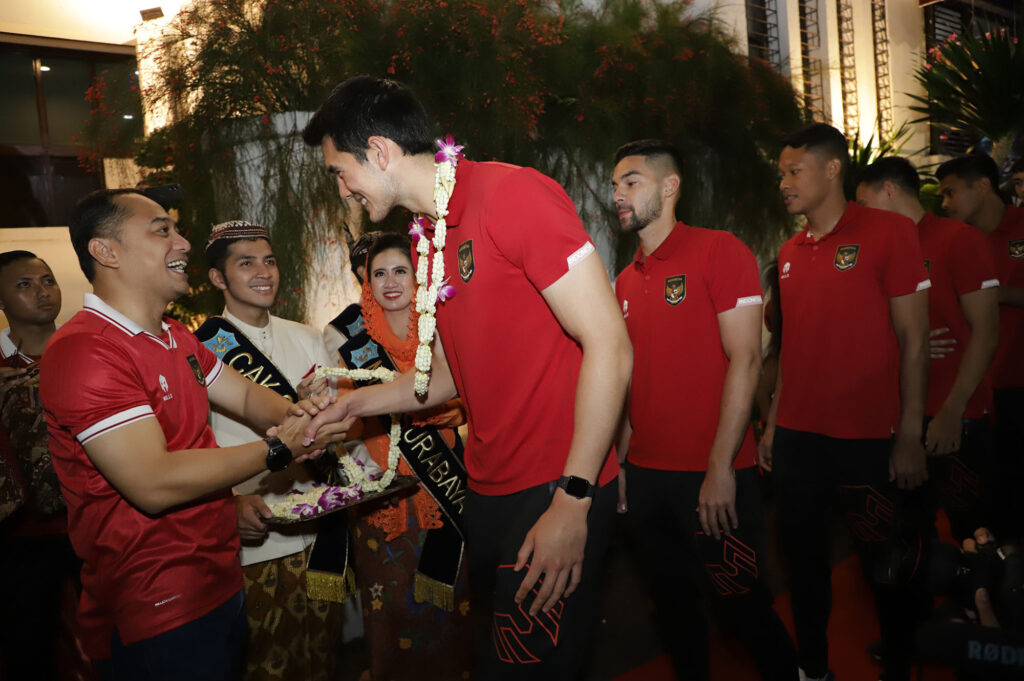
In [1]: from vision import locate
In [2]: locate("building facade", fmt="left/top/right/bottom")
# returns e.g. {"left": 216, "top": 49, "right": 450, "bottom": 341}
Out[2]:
{"left": 700, "top": 0, "right": 1020, "bottom": 159}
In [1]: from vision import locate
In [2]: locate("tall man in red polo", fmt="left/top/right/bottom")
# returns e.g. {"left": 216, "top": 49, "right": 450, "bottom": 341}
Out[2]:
{"left": 760, "top": 124, "right": 931, "bottom": 681}
{"left": 41, "top": 189, "right": 343, "bottom": 680}
{"left": 937, "top": 154, "right": 1024, "bottom": 541}
{"left": 300, "top": 76, "right": 632, "bottom": 680}
{"left": 857, "top": 156, "right": 999, "bottom": 541}
{"left": 611, "top": 139, "right": 797, "bottom": 681}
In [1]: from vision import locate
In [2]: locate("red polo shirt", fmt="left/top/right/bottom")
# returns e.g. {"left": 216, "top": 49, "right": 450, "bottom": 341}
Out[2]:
{"left": 986, "top": 205, "right": 1024, "bottom": 389}
{"left": 41, "top": 294, "right": 242, "bottom": 659}
{"left": 615, "top": 223, "right": 761, "bottom": 471}
{"left": 777, "top": 202, "right": 931, "bottom": 439}
{"left": 917, "top": 212, "right": 998, "bottom": 418}
{"left": 425, "top": 160, "right": 618, "bottom": 495}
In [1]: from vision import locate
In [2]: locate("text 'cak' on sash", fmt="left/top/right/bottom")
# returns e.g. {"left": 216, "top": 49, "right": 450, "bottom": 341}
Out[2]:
{"left": 195, "top": 315, "right": 298, "bottom": 401}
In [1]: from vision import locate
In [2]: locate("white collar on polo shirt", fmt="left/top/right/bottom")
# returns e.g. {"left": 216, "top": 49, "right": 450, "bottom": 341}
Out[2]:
{"left": 0, "top": 326, "right": 60, "bottom": 362}
{"left": 83, "top": 293, "right": 175, "bottom": 349}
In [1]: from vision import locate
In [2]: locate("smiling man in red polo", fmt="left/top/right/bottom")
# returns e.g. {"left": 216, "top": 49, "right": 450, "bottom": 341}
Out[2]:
{"left": 857, "top": 156, "right": 999, "bottom": 542}
{"left": 300, "top": 76, "right": 632, "bottom": 681}
{"left": 41, "top": 189, "right": 343, "bottom": 681}
{"left": 760, "top": 124, "right": 931, "bottom": 681}
{"left": 612, "top": 139, "right": 797, "bottom": 681}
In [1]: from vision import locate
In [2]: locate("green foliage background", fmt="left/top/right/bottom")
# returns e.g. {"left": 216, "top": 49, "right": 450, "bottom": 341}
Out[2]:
{"left": 909, "top": 28, "right": 1023, "bottom": 144}
{"left": 85, "top": 0, "right": 804, "bottom": 323}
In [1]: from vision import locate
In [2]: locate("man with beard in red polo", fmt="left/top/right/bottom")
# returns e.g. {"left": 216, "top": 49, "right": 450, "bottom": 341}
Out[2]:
{"left": 612, "top": 139, "right": 797, "bottom": 681}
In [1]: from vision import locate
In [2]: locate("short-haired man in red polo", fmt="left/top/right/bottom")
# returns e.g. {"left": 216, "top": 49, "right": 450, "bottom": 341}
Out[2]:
{"left": 0, "top": 250, "right": 80, "bottom": 681}
{"left": 1011, "top": 157, "right": 1024, "bottom": 207}
{"left": 857, "top": 156, "right": 1000, "bottom": 541}
{"left": 760, "top": 124, "right": 932, "bottom": 681}
{"left": 611, "top": 139, "right": 797, "bottom": 681}
{"left": 937, "top": 154, "right": 1024, "bottom": 542}
{"left": 300, "top": 77, "right": 632, "bottom": 680}
{"left": 41, "top": 189, "right": 344, "bottom": 680}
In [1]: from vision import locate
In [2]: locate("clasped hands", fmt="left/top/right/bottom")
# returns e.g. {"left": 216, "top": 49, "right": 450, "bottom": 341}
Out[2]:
{"left": 269, "top": 395, "right": 356, "bottom": 460}
{"left": 291, "top": 396, "right": 592, "bottom": 615}
{"left": 238, "top": 397, "right": 355, "bottom": 540}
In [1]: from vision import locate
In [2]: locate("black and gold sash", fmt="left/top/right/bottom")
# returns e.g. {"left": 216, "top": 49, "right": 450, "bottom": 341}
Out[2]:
{"left": 327, "top": 303, "right": 365, "bottom": 352}
{"left": 340, "top": 330, "right": 467, "bottom": 611}
{"left": 195, "top": 315, "right": 355, "bottom": 603}
{"left": 195, "top": 315, "right": 298, "bottom": 401}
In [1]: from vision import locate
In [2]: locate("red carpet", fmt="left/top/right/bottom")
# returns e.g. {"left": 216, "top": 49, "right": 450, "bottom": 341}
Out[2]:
{"left": 615, "top": 516, "right": 961, "bottom": 681}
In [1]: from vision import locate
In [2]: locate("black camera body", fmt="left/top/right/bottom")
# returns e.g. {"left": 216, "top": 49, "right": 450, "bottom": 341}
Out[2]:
{"left": 927, "top": 541, "right": 1024, "bottom": 630}
{"left": 910, "top": 539, "right": 1024, "bottom": 678}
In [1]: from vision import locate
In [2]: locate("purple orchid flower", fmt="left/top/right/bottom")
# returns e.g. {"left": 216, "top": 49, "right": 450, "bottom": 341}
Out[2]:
{"left": 408, "top": 216, "right": 426, "bottom": 243}
{"left": 293, "top": 503, "right": 320, "bottom": 519}
{"left": 318, "top": 488, "right": 345, "bottom": 510}
{"left": 434, "top": 135, "right": 465, "bottom": 165}
{"left": 436, "top": 277, "right": 457, "bottom": 304}
{"left": 319, "top": 486, "right": 361, "bottom": 510}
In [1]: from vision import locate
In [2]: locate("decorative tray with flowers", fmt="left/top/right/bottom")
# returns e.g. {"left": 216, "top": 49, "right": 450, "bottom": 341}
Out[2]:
{"left": 265, "top": 475, "right": 420, "bottom": 525}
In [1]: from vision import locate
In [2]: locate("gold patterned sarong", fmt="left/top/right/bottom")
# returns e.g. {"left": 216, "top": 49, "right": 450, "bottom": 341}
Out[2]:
{"left": 241, "top": 549, "right": 343, "bottom": 681}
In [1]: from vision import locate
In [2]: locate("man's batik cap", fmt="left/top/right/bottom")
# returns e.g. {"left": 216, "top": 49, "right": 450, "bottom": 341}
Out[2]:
{"left": 206, "top": 220, "right": 270, "bottom": 251}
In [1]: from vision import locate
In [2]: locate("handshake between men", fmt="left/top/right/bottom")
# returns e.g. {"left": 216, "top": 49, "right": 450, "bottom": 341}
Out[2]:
{"left": 268, "top": 394, "right": 355, "bottom": 463}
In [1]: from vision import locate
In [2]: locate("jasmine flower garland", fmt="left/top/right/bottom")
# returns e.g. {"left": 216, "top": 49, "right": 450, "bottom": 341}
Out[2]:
{"left": 410, "top": 135, "right": 464, "bottom": 396}
{"left": 297, "top": 135, "right": 465, "bottom": 519}
{"left": 297, "top": 365, "right": 402, "bottom": 503}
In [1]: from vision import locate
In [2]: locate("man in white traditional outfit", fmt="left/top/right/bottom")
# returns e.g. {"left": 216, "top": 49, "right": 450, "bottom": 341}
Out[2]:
{"left": 196, "top": 220, "right": 345, "bottom": 681}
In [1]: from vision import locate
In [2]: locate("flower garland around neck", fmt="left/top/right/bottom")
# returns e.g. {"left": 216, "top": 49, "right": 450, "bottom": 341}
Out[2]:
{"left": 294, "top": 138, "right": 465, "bottom": 517}
{"left": 408, "top": 135, "right": 463, "bottom": 396}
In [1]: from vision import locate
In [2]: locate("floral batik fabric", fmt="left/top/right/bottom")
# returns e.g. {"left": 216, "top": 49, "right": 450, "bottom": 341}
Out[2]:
{"left": 241, "top": 548, "right": 343, "bottom": 681}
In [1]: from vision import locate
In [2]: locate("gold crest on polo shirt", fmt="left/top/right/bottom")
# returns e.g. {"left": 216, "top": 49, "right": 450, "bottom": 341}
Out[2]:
{"left": 664, "top": 275, "right": 686, "bottom": 306}
{"left": 186, "top": 354, "right": 205, "bottom": 387}
{"left": 834, "top": 244, "right": 860, "bottom": 271}
{"left": 1010, "top": 239, "right": 1024, "bottom": 259}
{"left": 458, "top": 240, "right": 475, "bottom": 282}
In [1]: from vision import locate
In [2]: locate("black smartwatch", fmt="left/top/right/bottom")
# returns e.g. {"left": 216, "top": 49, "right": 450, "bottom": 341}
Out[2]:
{"left": 556, "top": 475, "right": 596, "bottom": 499}
{"left": 264, "top": 436, "right": 293, "bottom": 472}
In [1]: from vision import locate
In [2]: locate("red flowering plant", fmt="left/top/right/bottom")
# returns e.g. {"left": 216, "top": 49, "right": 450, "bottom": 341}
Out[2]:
{"left": 86, "top": 0, "right": 802, "bottom": 320}
{"left": 542, "top": 0, "right": 802, "bottom": 269}
{"left": 909, "top": 28, "right": 1023, "bottom": 147}
{"left": 127, "top": 0, "right": 565, "bottom": 321}
{"left": 76, "top": 64, "right": 145, "bottom": 171}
